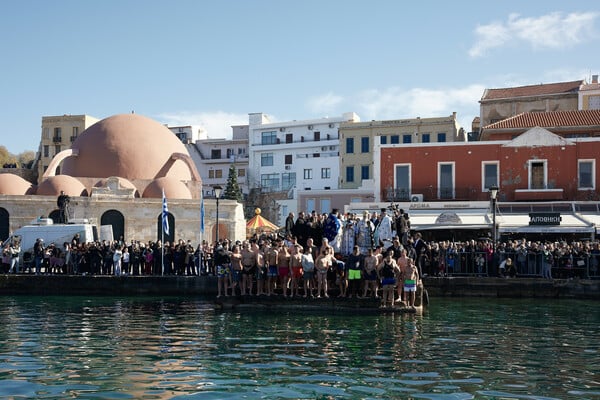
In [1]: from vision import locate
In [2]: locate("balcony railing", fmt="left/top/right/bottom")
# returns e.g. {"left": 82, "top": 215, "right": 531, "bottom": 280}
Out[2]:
{"left": 52, "top": 136, "right": 62, "bottom": 143}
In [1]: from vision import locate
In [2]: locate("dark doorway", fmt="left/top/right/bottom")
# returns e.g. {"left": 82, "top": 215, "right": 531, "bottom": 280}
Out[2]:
{"left": 101, "top": 210, "right": 125, "bottom": 242}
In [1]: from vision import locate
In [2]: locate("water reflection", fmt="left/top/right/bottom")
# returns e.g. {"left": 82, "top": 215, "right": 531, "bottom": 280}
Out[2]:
{"left": 0, "top": 297, "right": 598, "bottom": 399}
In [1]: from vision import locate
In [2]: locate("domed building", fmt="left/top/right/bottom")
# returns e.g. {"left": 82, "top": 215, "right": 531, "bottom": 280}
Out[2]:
{"left": 0, "top": 113, "right": 245, "bottom": 245}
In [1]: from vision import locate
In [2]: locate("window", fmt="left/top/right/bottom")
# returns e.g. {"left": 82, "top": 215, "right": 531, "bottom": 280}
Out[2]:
{"left": 437, "top": 133, "right": 446, "bottom": 142}
{"left": 43, "top": 145, "right": 49, "bottom": 158}
{"left": 261, "top": 173, "right": 279, "bottom": 191}
{"left": 226, "top": 148, "right": 234, "bottom": 158}
{"left": 215, "top": 169, "right": 223, "bottom": 179}
{"left": 304, "top": 169, "right": 313, "bottom": 179}
{"left": 54, "top": 145, "right": 61, "bottom": 155}
{"left": 361, "top": 165, "right": 369, "bottom": 180}
{"left": 238, "top": 168, "right": 245, "bottom": 177}
{"left": 578, "top": 160, "right": 595, "bottom": 189}
{"left": 380, "top": 136, "right": 387, "bottom": 144}
{"left": 53, "top": 127, "right": 62, "bottom": 141}
{"left": 390, "top": 135, "right": 399, "bottom": 144}
{"left": 421, "top": 133, "right": 430, "bottom": 143}
{"left": 403, "top": 134, "right": 412, "bottom": 144}
{"left": 286, "top": 133, "right": 293, "bottom": 143}
{"left": 321, "top": 168, "right": 331, "bottom": 179}
{"left": 306, "top": 198, "right": 315, "bottom": 213}
{"left": 282, "top": 172, "right": 296, "bottom": 190}
{"left": 346, "top": 166, "right": 354, "bottom": 183}
{"left": 211, "top": 149, "right": 221, "bottom": 159}
{"left": 528, "top": 160, "right": 547, "bottom": 189}
{"left": 589, "top": 95, "right": 600, "bottom": 110}
{"left": 284, "top": 154, "right": 292, "bottom": 165}
{"left": 72, "top": 126, "right": 78, "bottom": 136}
{"left": 238, "top": 147, "right": 246, "bottom": 155}
{"left": 320, "top": 198, "right": 331, "bottom": 214}
{"left": 314, "top": 131, "right": 320, "bottom": 141}
{"left": 346, "top": 137, "right": 354, "bottom": 154}
{"left": 208, "top": 170, "right": 214, "bottom": 179}
{"left": 261, "top": 131, "right": 277, "bottom": 145}
{"left": 438, "top": 162, "right": 455, "bottom": 199}
{"left": 43, "top": 127, "right": 50, "bottom": 139}
{"left": 482, "top": 162, "right": 499, "bottom": 191}
{"left": 361, "top": 137, "right": 369, "bottom": 153}
{"left": 395, "top": 164, "right": 411, "bottom": 201}
{"left": 261, "top": 153, "right": 274, "bottom": 166}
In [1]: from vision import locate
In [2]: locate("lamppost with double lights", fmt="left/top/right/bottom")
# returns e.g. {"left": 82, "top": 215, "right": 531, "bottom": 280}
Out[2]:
{"left": 489, "top": 185, "right": 499, "bottom": 274}
{"left": 213, "top": 185, "right": 222, "bottom": 248}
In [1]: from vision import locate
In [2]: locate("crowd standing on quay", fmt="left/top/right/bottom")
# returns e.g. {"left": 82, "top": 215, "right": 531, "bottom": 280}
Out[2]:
{"left": 2, "top": 207, "right": 599, "bottom": 303}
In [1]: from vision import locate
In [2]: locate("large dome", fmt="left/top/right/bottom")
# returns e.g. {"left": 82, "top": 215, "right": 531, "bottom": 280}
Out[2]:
{"left": 62, "top": 114, "right": 193, "bottom": 181}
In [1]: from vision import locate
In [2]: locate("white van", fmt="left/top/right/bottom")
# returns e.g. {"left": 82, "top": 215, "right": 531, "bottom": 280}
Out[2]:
{"left": 3, "top": 218, "right": 98, "bottom": 268}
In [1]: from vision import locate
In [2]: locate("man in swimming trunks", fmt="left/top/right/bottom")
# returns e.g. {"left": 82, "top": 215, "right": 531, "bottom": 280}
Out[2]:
{"left": 361, "top": 247, "right": 379, "bottom": 298}
{"left": 241, "top": 242, "right": 256, "bottom": 296}
{"left": 377, "top": 250, "right": 400, "bottom": 308}
{"left": 403, "top": 258, "right": 420, "bottom": 308}
{"left": 346, "top": 245, "right": 363, "bottom": 298}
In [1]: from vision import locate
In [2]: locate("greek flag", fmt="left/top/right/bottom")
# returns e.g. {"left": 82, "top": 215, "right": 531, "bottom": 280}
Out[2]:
{"left": 162, "top": 190, "right": 169, "bottom": 235}
{"left": 200, "top": 193, "right": 205, "bottom": 234}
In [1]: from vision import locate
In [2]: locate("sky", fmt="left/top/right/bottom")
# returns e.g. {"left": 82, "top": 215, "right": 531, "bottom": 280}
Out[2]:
{"left": 1, "top": 0, "right": 599, "bottom": 155}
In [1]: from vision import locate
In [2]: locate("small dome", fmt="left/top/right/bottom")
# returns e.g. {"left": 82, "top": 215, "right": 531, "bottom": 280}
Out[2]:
{"left": 62, "top": 113, "right": 193, "bottom": 181}
{"left": 37, "top": 175, "right": 87, "bottom": 196}
{"left": 0, "top": 173, "right": 34, "bottom": 195}
{"left": 142, "top": 177, "right": 192, "bottom": 199}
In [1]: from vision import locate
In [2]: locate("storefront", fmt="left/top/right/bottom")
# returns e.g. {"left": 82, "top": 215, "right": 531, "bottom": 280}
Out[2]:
{"left": 497, "top": 211, "right": 595, "bottom": 242}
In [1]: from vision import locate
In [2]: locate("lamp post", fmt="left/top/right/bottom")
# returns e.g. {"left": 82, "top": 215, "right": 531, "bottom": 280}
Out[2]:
{"left": 213, "top": 185, "right": 222, "bottom": 248}
{"left": 489, "top": 185, "right": 499, "bottom": 275}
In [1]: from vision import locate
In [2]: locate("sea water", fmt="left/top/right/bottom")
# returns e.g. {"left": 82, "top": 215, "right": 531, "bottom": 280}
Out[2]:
{"left": 0, "top": 296, "right": 598, "bottom": 399}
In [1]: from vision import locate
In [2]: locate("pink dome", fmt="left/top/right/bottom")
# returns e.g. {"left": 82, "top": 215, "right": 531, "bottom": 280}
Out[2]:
{"left": 37, "top": 175, "right": 87, "bottom": 196}
{"left": 0, "top": 173, "right": 34, "bottom": 195}
{"left": 142, "top": 177, "right": 192, "bottom": 199}
{"left": 62, "top": 114, "right": 192, "bottom": 181}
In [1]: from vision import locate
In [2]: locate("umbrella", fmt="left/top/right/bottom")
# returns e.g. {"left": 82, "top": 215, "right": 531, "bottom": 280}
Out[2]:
{"left": 246, "top": 208, "right": 279, "bottom": 236}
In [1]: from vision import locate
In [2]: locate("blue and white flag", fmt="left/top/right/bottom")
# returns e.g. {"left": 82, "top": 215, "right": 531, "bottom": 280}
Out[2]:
{"left": 162, "top": 189, "right": 169, "bottom": 235}
{"left": 200, "top": 193, "right": 205, "bottom": 234}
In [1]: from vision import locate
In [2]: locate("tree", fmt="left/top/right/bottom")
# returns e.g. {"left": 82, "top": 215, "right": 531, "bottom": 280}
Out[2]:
{"left": 223, "top": 164, "right": 243, "bottom": 202}
{"left": 18, "top": 151, "right": 36, "bottom": 168}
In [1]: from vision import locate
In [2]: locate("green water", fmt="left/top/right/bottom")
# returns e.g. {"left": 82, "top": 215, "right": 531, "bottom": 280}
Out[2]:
{"left": 0, "top": 296, "right": 598, "bottom": 399}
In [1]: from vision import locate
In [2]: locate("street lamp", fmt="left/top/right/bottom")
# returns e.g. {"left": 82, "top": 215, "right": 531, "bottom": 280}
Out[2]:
{"left": 489, "top": 185, "right": 499, "bottom": 274}
{"left": 213, "top": 185, "right": 223, "bottom": 247}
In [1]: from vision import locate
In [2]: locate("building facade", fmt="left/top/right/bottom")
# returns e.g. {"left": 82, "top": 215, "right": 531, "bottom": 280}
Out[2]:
{"left": 37, "top": 115, "right": 100, "bottom": 183}
{"left": 187, "top": 124, "right": 249, "bottom": 198}
{"left": 339, "top": 113, "right": 464, "bottom": 190}
{"left": 247, "top": 112, "right": 360, "bottom": 224}
{"left": 167, "top": 125, "right": 207, "bottom": 144}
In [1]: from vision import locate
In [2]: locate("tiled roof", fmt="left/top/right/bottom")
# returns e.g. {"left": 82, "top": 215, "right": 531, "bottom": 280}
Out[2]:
{"left": 482, "top": 110, "right": 600, "bottom": 130}
{"left": 481, "top": 80, "right": 583, "bottom": 101}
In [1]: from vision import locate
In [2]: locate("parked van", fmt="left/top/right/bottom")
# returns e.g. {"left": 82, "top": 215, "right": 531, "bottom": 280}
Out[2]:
{"left": 3, "top": 218, "right": 98, "bottom": 268}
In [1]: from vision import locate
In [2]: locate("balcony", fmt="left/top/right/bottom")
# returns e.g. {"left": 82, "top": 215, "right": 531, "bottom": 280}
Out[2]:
{"left": 70, "top": 136, "right": 77, "bottom": 143}
{"left": 52, "top": 136, "right": 62, "bottom": 143}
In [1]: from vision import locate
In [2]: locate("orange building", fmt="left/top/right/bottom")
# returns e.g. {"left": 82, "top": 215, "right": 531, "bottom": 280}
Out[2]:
{"left": 374, "top": 127, "right": 600, "bottom": 240}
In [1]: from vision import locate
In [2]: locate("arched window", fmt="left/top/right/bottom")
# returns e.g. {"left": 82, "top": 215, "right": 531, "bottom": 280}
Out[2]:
{"left": 101, "top": 210, "right": 125, "bottom": 242}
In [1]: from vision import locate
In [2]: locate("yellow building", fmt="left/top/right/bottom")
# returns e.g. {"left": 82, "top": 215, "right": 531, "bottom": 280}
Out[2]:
{"left": 339, "top": 113, "right": 464, "bottom": 190}
{"left": 37, "top": 115, "right": 100, "bottom": 183}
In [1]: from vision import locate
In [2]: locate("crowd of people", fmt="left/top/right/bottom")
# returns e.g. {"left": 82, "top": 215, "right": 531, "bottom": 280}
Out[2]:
{"left": 2, "top": 208, "right": 598, "bottom": 301}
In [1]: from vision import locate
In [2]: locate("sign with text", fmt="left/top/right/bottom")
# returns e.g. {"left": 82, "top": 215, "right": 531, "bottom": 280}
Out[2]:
{"left": 529, "top": 212, "right": 561, "bottom": 226}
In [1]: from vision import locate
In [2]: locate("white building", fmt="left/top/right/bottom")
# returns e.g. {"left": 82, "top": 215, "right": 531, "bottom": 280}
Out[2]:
{"left": 248, "top": 112, "right": 360, "bottom": 225}
{"left": 186, "top": 124, "right": 249, "bottom": 198}
{"left": 166, "top": 124, "right": 207, "bottom": 144}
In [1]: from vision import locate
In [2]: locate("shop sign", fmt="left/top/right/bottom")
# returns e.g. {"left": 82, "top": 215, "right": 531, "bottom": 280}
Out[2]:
{"left": 529, "top": 212, "right": 561, "bottom": 225}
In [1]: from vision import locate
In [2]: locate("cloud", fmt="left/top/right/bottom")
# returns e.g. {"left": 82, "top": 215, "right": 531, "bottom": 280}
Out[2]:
{"left": 306, "top": 92, "right": 344, "bottom": 114}
{"left": 354, "top": 84, "right": 485, "bottom": 129}
{"left": 156, "top": 110, "right": 248, "bottom": 139}
{"left": 469, "top": 11, "right": 599, "bottom": 57}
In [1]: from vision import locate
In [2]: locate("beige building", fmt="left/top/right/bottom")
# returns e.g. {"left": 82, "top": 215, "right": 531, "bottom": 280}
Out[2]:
{"left": 37, "top": 115, "right": 100, "bottom": 183}
{"left": 338, "top": 113, "right": 464, "bottom": 190}
{"left": 1, "top": 113, "right": 245, "bottom": 244}
{"left": 479, "top": 80, "right": 582, "bottom": 128}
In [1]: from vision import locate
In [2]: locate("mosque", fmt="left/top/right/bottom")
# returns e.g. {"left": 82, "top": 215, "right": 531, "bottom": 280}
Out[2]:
{"left": 0, "top": 113, "right": 245, "bottom": 244}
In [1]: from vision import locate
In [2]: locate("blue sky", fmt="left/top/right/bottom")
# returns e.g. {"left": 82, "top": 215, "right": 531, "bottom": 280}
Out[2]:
{"left": 1, "top": 0, "right": 599, "bottom": 154}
